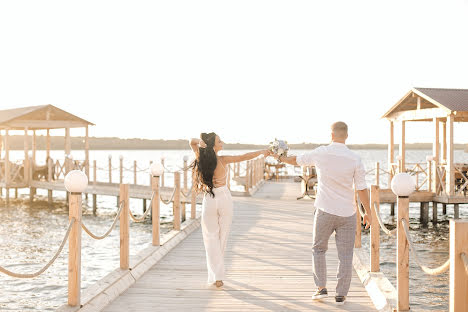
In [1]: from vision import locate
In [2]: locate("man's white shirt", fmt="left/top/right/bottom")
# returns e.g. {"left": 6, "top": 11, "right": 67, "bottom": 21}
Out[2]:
{"left": 296, "top": 142, "right": 367, "bottom": 217}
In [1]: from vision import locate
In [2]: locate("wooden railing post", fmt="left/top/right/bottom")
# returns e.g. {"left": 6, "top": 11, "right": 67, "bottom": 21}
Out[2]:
{"left": 191, "top": 168, "right": 196, "bottom": 219}
{"left": 108, "top": 155, "right": 112, "bottom": 183}
{"left": 173, "top": 172, "right": 181, "bottom": 230}
{"left": 370, "top": 185, "right": 380, "bottom": 272}
{"left": 449, "top": 220, "right": 468, "bottom": 312}
{"left": 48, "top": 158, "right": 53, "bottom": 205}
{"left": 119, "top": 156, "right": 123, "bottom": 184}
{"left": 151, "top": 176, "right": 160, "bottom": 246}
{"left": 120, "top": 184, "right": 129, "bottom": 270}
{"left": 161, "top": 158, "right": 165, "bottom": 187}
{"left": 133, "top": 160, "right": 137, "bottom": 185}
{"left": 68, "top": 191, "right": 82, "bottom": 306}
{"left": 227, "top": 164, "right": 231, "bottom": 190}
{"left": 354, "top": 191, "right": 361, "bottom": 248}
{"left": 375, "top": 162, "right": 380, "bottom": 187}
{"left": 182, "top": 159, "right": 188, "bottom": 222}
{"left": 244, "top": 161, "right": 250, "bottom": 192}
{"left": 397, "top": 195, "right": 410, "bottom": 312}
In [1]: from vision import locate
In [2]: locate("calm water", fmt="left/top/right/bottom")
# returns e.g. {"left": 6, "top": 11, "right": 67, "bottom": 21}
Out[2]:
{"left": 0, "top": 148, "right": 467, "bottom": 311}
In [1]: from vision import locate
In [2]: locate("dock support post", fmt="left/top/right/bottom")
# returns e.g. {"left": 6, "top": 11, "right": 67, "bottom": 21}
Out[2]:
{"left": 92, "top": 195, "right": 97, "bottom": 215}
{"left": 370, "top": 185, "right": 380, "bottom": 272}
{"left": 93, "top": 160, "right": 97, "bottom": 214}
{"left": 173, "top": 172, "right": 181, "bottom": 231}
{"left": 390, "top": 203, "right": 395, "bottom": 216}
{"left": 143, "top": 199, "right": 147, "bottom": 213}
{"left": 432, "top": 201, "right": 438, "bottom": 224}
{"left": 420, "top": 202, "right": 429, "bottom": 226}
{"left": 443, "top": 204, "right": 447, "bottom": 215}
{"left": 15, "top": 188, "right": 18, "bottom": 199}
{"left": 67, "top": 191, "right": 83, "bottom": 307}
{"left": 454, "top": 204, "right": 459, "bottom": 219}
{"left": 120, "top": 184, "right": 129, "bottom": 270}
{"left": 449, "top": 220, "right": 468, "bottom": 312}
{"left": 397, "top": 195, "right": 410, "bottom": 312}
{"left": 48, "top": 157, "right": 53, "bottom": 207}
{"left": 151, "top": 175, "right": 160, "bottom": 246}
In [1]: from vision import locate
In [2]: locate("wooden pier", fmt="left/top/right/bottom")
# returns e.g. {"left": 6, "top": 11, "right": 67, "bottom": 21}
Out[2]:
{"left": 95, "top": 181, "right": 377, "bottom": 312}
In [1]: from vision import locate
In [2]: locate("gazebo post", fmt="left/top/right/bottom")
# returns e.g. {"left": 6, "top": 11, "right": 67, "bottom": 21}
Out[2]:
{"left": 24, "top": 128, "right": 29, "bottom": 185}
{"left": 30, "top": 129, "right": 37, "bottom": 202}
{"left": 5, "top": 129, "right": 10, "bottom": 204}
{"left": 388, "top": 120, "right": 394, "bottom": 186}
{"left": 446, "top": 114, "right": 454, "bottom": 195}
{"left": 65, "top": 127, "right": 71, "bottom": 173}
{"left": 442, "top": 121, "right": 447, "bottom": 163}
{"left": 46, "top": 129, "right": 51, "bottom": 160}
{"left": 399, "top": 121, "right": 405, "bottom": 172}
{"left": 85, "top": 126, "right": 89, "bottom": 200}
{"left": 32, "top": 130, "right": 36, "bottom": 168}
{"left": 433, "top": 118, "right": 440, "bottom": 193}
{"left": 85, "top": 126, "right": 89, "bottom": 180}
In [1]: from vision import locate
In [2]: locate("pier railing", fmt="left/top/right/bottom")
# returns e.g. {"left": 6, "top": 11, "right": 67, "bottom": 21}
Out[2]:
{"left": 0, "top": 164, "right": 195, "bottom": 307}
{"left": 355, "top": 183, "right": 468, "bottom": 311}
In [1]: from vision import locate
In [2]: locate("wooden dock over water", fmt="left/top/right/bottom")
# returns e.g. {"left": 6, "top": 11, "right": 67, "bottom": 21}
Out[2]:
{"left": 99, "top": 181, "right": 376, "bottom": 312}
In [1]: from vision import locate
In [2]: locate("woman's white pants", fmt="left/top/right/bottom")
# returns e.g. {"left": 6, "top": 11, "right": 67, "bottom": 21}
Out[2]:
{"left": 201, "top": 186, "right": 233, "bottom": 284}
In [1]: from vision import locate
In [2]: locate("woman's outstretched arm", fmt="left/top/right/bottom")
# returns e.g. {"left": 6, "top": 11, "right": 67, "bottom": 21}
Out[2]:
{"left": 220, "top": 149, "right": 270, "bottom": 164}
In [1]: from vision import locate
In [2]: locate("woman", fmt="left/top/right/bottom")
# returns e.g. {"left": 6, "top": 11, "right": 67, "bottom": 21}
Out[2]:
{"left": 190, "top": 132, "right": 270, "bottom": 288}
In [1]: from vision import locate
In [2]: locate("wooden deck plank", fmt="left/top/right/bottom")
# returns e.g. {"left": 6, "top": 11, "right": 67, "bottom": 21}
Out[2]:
{"left": 103, "top": 181, "right": 377, "bottom": 311}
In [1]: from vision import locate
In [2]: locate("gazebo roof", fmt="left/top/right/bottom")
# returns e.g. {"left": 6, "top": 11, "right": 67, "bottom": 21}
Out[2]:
{"left": 0, "top": 105, "right": 94, "bottom": 130}
{"left": 382, "top": 88, "right": 468, "bottom": 122}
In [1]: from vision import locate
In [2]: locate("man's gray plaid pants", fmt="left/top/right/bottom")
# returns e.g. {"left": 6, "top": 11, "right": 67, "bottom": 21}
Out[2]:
{"left": 312, "top": 209, "right": 356, "bottom": 296}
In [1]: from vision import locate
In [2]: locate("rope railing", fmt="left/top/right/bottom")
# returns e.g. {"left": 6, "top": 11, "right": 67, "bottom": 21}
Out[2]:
{"left": 373, "top": 202, "right": 397, "bottom": 235}
{"left": 160, "top": 187, "right": 177, "bottom": 205}
{"left": 128, "top": 192, "right": 155, "bottom": 223}
{"left": 461, "top": 252, "right": 468, "bottom": 276}
{"left": 0, "top": 218, "right": 76, "bottom": 278}
{"left": 180, "top": 186, "right": 193, "bottom": 198}
{"left": 401, "top": 219, "right": 450, "bottom": 275}
{"left": 81, "top": 201, "right": 124, "bottom": 240}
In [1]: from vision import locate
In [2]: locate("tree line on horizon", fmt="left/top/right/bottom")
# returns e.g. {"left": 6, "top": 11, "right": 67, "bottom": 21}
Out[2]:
{"left": 2, "top": 135, "right": 467, "bottom": 150}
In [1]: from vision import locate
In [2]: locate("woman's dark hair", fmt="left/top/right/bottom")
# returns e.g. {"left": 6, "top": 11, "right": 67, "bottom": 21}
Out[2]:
{"left": 192, "top": 132, "right": 218, "bottom": 197}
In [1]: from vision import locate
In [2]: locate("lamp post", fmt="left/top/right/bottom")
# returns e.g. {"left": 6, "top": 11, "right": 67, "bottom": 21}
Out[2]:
{"left": 150, "top": 162, "right": 164, "bottom": 246}
{"left": 391, "top": 172, "right": 415, "bottom": 312}
{"left": 64, "top": 170, "right": 88, "bottom": 307}
{"left": 182, "top": 155, "right": 189, "bottom": 222}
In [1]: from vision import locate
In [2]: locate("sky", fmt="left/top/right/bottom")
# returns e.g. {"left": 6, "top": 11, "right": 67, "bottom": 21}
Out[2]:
{"left": 1, "top": 0, "right": 468, "bottom": 145}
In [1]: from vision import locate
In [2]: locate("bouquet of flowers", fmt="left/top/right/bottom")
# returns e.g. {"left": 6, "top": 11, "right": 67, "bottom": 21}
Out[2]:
{"left": 269, "top": 139, "right": 289, "bottom": 157}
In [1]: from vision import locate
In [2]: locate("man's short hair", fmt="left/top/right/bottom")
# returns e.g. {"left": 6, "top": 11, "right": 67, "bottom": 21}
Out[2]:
{"left": 331, "top": 121, "right": 348, "bottom": 138}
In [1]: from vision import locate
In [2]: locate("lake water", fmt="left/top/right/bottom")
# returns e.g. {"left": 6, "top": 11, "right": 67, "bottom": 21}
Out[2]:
{"left": 0, "top": 148, "right": 467, "bottom": 311}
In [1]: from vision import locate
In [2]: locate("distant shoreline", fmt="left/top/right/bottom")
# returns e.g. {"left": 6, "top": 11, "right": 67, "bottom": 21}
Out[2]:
{"left": 3, "top": 135, "right": 467, "bottom": 151}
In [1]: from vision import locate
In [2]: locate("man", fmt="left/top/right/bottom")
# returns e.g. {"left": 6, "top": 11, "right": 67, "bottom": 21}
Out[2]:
{"left": 275, "top": 121, "right": 371, "bottom": 305}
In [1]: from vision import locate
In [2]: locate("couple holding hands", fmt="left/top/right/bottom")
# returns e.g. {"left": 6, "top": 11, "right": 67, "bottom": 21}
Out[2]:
{"left": 189, "top": 121, "right": 371, "bottom": 305}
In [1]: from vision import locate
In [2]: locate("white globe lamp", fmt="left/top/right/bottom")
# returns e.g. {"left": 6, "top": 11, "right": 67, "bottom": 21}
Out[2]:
{"left": 64, "top": 170, "right": 88, "bottom": 193}
{"left": 426, "top": 155, "right": 434, "bottom": 162}
{"left": 183, "top": 155, "right": 189, "bottom": 162}
{"left": 150, "top": 162, "right": 164, "bottom": 177}
{"left": 119, "top": 155, "right": 123, "bottom": 160}
{"left": 396, "top": 155, "right": 403, "bottom": 161}
{"left": 108, "top": 154, "right": 112, "bottom": 159}
{"left": 391, "top": 173, "right": 415, "bottom": 197}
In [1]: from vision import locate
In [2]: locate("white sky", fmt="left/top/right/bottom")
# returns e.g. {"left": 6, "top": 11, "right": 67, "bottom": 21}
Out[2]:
{"left": 1, "top": 0, "right": 468, "bottom": 145}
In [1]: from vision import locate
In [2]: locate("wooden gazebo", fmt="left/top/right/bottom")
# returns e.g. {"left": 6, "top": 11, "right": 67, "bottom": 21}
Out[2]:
{"left": 382, "top": 88, "right": 468, "bottom": 198}
{"left": 0, "top": 105, "right": 93, "bottom": 195}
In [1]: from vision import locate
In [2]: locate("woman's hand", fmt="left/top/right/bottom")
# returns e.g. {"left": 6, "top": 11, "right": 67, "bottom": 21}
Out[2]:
{"left": 199, "top": 140, "right": 207, "bottom": 149}
{"left": 261, "top": 149, "right": 272, "bottom": 157}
